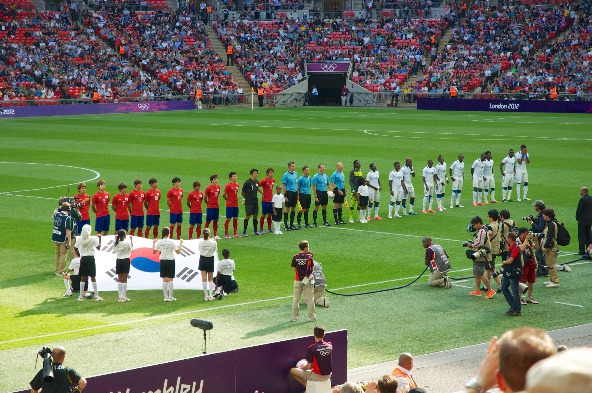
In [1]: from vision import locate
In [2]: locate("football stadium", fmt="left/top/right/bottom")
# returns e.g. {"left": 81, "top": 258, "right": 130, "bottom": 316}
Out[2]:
{"left": 1, "top": 0, "right": 591, "bottom": 392}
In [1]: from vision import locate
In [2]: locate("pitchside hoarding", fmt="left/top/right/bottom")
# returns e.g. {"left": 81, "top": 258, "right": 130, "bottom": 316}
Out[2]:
{"left": 417, "top": 97, "right": 592, "bottom": 114}
{"left": 0, "top": 101, "right": 194, "bottom": 118}
{"left": 15, "top": 330, "right": 347, "bottom": 393}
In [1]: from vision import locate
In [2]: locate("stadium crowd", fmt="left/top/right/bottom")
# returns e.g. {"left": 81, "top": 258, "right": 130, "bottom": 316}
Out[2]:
{"left": 410, "top": 0, "right": 590, "bottom": 96}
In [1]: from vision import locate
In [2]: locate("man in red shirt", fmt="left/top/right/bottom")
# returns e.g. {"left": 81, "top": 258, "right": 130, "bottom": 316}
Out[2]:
{"left": 144, "top": 178, "right": 161, "bottom": 239}
{"left": 112, "top": 183, "right": 130, "bottom": 233}
{"left": 204, "top": 174, "right": 221, "bottom": 239}
{"left": 258, "top": 167, "right": 275, "bottom": 233}
{"left": 290, "top": 325, "right": 332, "bottom": 387}
{"left": 502, "top": 232, "right": 523, "bottom": 316}
{"left": 186, "top": 181, "right": 204, "bottom": 240}
{"left": 223, "top": 172, "right": 240, "bottom": 238}
{"left": 128, "top": 179, "right": 145, "bottom": 236}
{"left": 92, "top": 179, "right": 110, "bottom": 235}
{"left": 167, "top": 177, "right": 184, "bottom": 240}
{"left": 74, "top": 182, "right": 91, "bottom": 234}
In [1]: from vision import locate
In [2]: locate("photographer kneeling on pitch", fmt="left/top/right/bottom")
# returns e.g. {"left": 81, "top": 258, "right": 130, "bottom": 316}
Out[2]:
{"left": 30, "top": 346, "right": 86, "bottom": 393}
{"left": 464, "top": 217, "right": 496, "bottom": 299}
{"left": 423, "top": 237, "right": 452, "bottom": 288}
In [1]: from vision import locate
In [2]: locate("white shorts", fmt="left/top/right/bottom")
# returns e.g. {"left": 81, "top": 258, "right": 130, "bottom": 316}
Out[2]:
{"left": 424, "top": 184, "right": 434, "bottom": 196}
{"left": 435, "top": 181, "right": 446, "bottom": 195}
{"left": 483, "top": 176, "right": 495, "bottom": 189}
{"left": 452, "top": 178, "right": 463, "bottom": 191}
{"left": 502, "top": 174, "right": 514, "bottom": 188}
{"left": 515, "top": 171, "right": 528, "bottom": 183}
{"left": 368, "top": 188, "right": 380, "bottom": 203}
{"left": 472, "top": 177, "right": 484, "bottom": 189}
{"left": 403, "top": 184, "right": 415, "bottom": 199}
{"left": 390, "top": 188, "right": 403, "bottom": 203}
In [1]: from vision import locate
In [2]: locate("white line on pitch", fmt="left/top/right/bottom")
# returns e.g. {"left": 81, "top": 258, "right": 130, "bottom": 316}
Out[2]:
{"left": 554, "top": 302, "right": 584, "bottom": 308}
{"left": 328, "top": 225, "right": 461, "bottom": 243}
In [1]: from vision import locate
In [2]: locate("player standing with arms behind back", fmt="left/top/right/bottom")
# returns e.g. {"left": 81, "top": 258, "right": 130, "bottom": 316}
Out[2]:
{"left": 435, "top": 155, "right": 448, "bottom": 212}
{"left": 111, "top": 183, "right": 130, "bottom": 233}
{"left": 258, "top": 168, "right": 275, "bottom": 233}
{"left": 204, "top": 174, "right": 221, "bottom": 239}
{"left": 74, "top": 182, "right": 91, "bottom": 234}
{"left": 449, "top": 154, "right": 465, "bottom": 208}
{"left": 515, "top": 144, "right": 531, "bottom": 201}
{"left": 167, "top": 177, "right": 184, "bottom": 240}
{"left": 500, "top": 149, "right": 516, "bottom": 202}
{"left": 223, "top": 172, "right": 240, "bottom": 238}
{"left": 128, "top": 179, "right": 145, "bottom": 236}
{"left": 92, "top": 179, "right": 110, "bottom": 236}
{"left": 144, "top": 178, "right": 161, "bottom": 239}
{"left": 187, "top": 181, "right": 204, "bottom": 240}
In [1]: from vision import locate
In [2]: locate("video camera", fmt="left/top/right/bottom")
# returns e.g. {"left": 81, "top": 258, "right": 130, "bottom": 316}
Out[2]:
{"left": 38, "top": 347, "right": 54, "bottom": 382}
{"left": 58, "top": 196, "right": 81, "bottom": 209}
{"left": 522, "top": 215, "right": 534, "bottom": 221}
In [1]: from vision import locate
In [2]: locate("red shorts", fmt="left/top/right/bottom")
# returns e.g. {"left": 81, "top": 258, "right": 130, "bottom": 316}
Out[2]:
{"left": 520, "top": 261, "right": 536, "bottom": 284}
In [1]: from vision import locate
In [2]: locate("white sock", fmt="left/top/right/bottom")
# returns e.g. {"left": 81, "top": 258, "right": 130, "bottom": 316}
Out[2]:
{"left": 92, "top": 281, "right": 98, "bottom": 297}
{"left": 478, "top": 191, "right": 482, "bottom": 203}
{"left": 361, "top": 210, "right": 366, "bottom": 221}
{"left": 423, "top": 196, "right": 428, "bottom": 210}
{"left": 366, "top": 207, "right": 370, "bottom": 217}
{"left": 490, "top": 189, "right": 495, "bottom": 201}
{"left": 122, "top": 283, "right": 127, "bottom": 298}
{"left": 451, "top": 193, "right": 456, "bottom": 206}
{"left": 456, "top": 193, "right": 461, "bottom": 205}
{"left": 163, "top": 282, "right": 168, "bottom": 298}
{"left": 473, "top": 190, "right": 477, "bottom": 203}
{"left": 117, "top": 282, "right": 122, "bottom": 298}
{"left": 374, "top": 206, "right": 379, "bottom": 216}
{"left": 395, "top": 204, "right": 401, "bottom": 215}
{"left": 523, "top": 185, "right": 528, "bottom": 199}
{"left": 80, "top": 284, "right": 84, "bottom": 299}
{"left": 388, "top": 204, "right": 393, "bottom": 216}
{"left": 203, "top": 281, "right": 208, "bottom": 298}
{"left": 516, "top": 183, "right": 521, "bottom": 198}
{"left": 428, "top": 197, "right": 433, "bottom": 211}
{"left": 409, "top": 203, "right": 414, "bottom": 212}
{"left": 168, "top": 281, "right": 174, "bottom": 298}
{"left": 483, "top": 190, "right": 488, "bottom": 202}
{"left": 208, "top": 281, "right": 213, "bottom": 297}
{"left": 64, "top": 279, "right": 70, "bottom": 292}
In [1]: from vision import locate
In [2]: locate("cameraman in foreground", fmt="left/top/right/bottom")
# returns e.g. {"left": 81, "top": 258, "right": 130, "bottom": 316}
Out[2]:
{"left": 30, "top": 346, "right": 86, "bottom": 393}
{"left": 464, "top": 216, "right": 496, "bottom": 299}
{"left": 501, "top": 232, "right": 523, "bottom": 317}
{"left": 52, "top": 202, "right": 74, "bottom": 276}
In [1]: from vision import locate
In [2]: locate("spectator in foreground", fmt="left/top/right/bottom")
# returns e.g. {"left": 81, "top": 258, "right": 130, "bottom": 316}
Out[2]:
{"left": 391, "top": 353, "right": 418, "bottom": 391}
{"left": 460, "top": 327, "right": 556, "bottom": 393}
{"left": 523, "top": 347, "right": 592, "bottom": 393}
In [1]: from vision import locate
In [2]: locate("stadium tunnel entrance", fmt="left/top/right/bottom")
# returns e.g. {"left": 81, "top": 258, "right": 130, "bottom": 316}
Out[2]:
{"left": 308, "top": 73, "right": 347, "bottom": 106}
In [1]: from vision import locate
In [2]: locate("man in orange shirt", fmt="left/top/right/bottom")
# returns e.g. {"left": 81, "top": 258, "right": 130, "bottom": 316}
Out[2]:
{"left": 391, "top": 353, "right": 418, "bottom": 392}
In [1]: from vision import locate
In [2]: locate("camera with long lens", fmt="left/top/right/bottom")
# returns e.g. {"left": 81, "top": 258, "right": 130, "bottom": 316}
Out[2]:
{"left": 58, "top": 196, "right": 80, "bottom": 209}
{"left": 529, "top": 231, "right": 544, "bottom": 239}
{"left": 466, "top": 225, "right": 476, "bottom": 232}
{"left": 38, "top": 347, "right": 54, "bottom": 382}
{"left": 491, "top": 269, "right": 503, "bottom": 278}
{"left": 521, "top": 215, "right": 534, "bottom": 221}
{"left": 465, "top": 247, "right": 490, "bottom": 260}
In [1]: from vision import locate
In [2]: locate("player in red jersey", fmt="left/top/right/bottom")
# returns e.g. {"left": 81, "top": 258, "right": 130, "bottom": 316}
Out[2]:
{"left": 74, "top": 182, "right": 91, "bottom": 234}
{"left": 204, "top": 174, "right": 221, "bottom": 239}
{"left": 258, "top": 167, "right": 275, "bottom": 233}
{"left": 111, "top": 183, "right": 130, "bottom": 233}
{"left": 223, "top": 172, "right": 240, "bottom": 238}
{"left": 144, "top": 178, "right": 161, "bottom": 239}
{"left": 128, "top": 179, "right": 145, "bottom": 236}
{"left": 167, "top": 177, "right": 184, "bottom": 240}
{"left": 92, "top": 179, "right": 110, "bottom": 235}
{"left": 186, "top": 180, "right": 204, "bottom": 240}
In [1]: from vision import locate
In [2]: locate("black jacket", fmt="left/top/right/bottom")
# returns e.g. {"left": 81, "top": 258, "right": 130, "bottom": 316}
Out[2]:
{"left": 576, "top": 193, "right": 592, "bottom": 225}
{"left": 531, "top": 212, "right": 545, "bottom": 233}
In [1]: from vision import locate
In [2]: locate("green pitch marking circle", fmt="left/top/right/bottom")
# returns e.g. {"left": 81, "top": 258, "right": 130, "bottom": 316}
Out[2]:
{"left": 0, "top": 161, "right": 101, "bottom": 194}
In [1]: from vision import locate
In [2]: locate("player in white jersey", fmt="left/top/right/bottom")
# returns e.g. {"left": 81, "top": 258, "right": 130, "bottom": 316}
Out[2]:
{"left": 471, "top": 153, "right": 487, "bottom": 206}
{"left": 435, "top": 155, "right": 448, "bottom": 211}
{"left": 449, "top": 154, "right": 465, "bottom": 208}
{"left": 388, "top": 162, "right": 404, "bottom": 218}
{"left": 515, "top": 144, "right": 531, "bottom": 201}
{"left": 500, "top": 149, "right": 516, "bottom": 202}
{"left": 401, "top": 158, "right": 418, "bottom": 215}
{"left": 422, "top": 159, "right": 437, "bottom": 213}
{"left": 366, "top": 163, "right": 382, "bottom": 220}
{"left": 483, "top": 151, "right": 498, "bottom": 204}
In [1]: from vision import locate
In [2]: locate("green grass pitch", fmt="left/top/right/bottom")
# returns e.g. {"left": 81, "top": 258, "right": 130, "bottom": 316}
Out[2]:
{"left": 1, "top": 108, "right": 591, "bottom": 391}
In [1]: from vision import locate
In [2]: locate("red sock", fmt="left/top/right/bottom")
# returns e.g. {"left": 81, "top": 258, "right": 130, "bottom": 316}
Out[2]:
{"left": 205, "top": 220, "right": 210, "bottom": 229}
{"left": 189, "top": 226, "right": 194, "bottom": 240}
{"left": 153, "top": 227, "right": 158, "bottom": 238}
{"left": 169, "top": 225, "right": 174, "bottom": 237}
{"left": 224, "top": 219, "right": 230, "bottom": 236}
{"left": 233, "top": 218, "right": 238, "bottom": 235}
{"left": 145, "top": 227, "right": 150, "bottom": 238}
{"left": 259, "top": 216, "right": 265, "bottom": 230}
{"left": 267, "top": 216, "right": 272, "bottom": 231}
{"left": 129, "top": 229, "right": 135, "bottom": 236}
{"left": 196, "top": 225, "right": 201, "bottom": 239}
{"left": 213, "top": 221, "right": 218, "bottom": 237}
{"left": 176, "top": 226, "right": 181, "bottom": 240}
